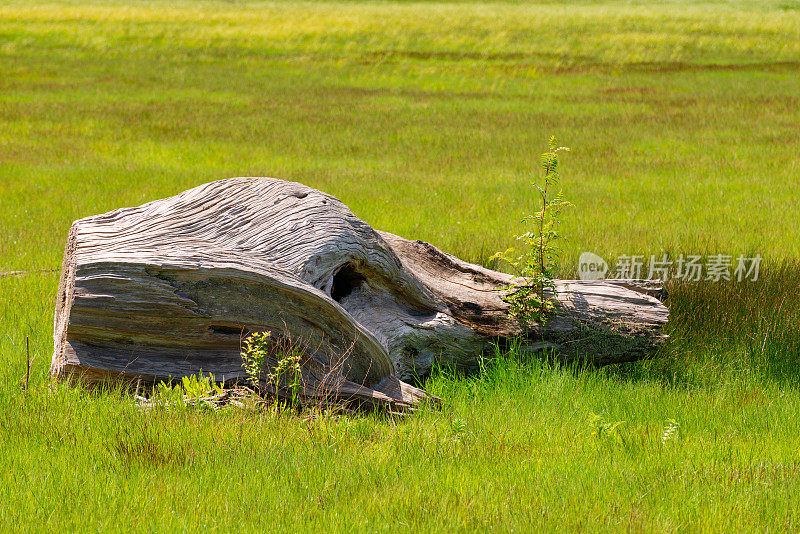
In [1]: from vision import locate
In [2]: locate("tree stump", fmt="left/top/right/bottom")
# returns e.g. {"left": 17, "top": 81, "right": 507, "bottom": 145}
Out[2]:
{"left": 51, "top": 177, "right": 668, "bottom": 408}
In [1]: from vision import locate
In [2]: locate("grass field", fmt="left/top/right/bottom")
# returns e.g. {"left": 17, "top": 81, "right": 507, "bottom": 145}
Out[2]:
{"left": 2, "top": 0, "right": 800, "bottom": 531}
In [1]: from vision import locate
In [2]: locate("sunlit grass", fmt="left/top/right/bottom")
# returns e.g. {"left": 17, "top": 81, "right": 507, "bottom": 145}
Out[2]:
{"left": 2, "top": 0, "right": 800, "bottom": 530}
{"left": 2, "top": 341, "right": 800, "bottom": 531}
{"left": 2, "top": 0, "right": 800, "bottom": 271}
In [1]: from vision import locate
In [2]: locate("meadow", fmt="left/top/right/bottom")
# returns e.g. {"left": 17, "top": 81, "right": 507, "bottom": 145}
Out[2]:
{"left": 2, "top": 0, "right": 800, "bottom": 530}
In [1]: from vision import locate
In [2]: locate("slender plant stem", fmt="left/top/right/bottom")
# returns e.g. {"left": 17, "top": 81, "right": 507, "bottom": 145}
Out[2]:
{"left": 538, "top": 159, "right": 551, "bottom": 312}
{"left": 26, "top": 336, "right": 30, "bottom": 390}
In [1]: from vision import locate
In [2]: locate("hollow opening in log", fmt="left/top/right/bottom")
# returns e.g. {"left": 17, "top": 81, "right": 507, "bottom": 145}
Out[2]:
{"left": 210, "top": 325, "right": 244, "bottom": 337}
{"left": 331, "top": 263, "right": 366, "bottom": 302}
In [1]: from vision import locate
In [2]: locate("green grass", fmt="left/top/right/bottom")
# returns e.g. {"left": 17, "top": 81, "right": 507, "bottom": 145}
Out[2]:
{"left": 2, "top": 0, "right": 800, "bottom": 530}
{"left": 4, "top": 352, "right": 800, "bottom": 531}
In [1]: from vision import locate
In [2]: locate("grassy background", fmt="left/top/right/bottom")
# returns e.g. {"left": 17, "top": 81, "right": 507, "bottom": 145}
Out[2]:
{"left": 2, "top": 0, "right": 800, "bottom": 531}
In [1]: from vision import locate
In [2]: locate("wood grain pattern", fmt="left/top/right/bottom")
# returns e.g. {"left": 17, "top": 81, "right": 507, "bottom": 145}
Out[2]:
{"left": 51, "top": 177, "right": 669, "bottom": 406}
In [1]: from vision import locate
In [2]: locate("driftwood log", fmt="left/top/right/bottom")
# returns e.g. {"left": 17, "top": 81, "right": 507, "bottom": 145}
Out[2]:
{"left": 51, "top": 177, "right": 668, "bottom": 408}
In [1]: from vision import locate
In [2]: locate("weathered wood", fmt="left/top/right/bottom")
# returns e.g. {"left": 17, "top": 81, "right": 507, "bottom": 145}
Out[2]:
{"left": 51, "top": 177, "right": 669, "bottom": 406}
